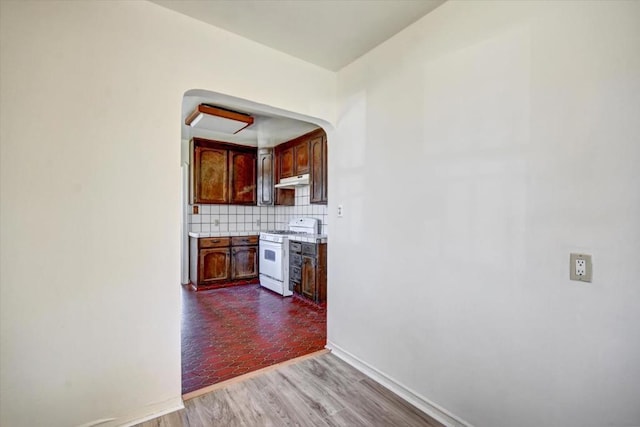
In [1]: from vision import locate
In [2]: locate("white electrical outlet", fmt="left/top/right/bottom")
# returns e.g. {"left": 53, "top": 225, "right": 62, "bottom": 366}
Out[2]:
{"left": 337, "top": 205, "right": 344, "bottom": 217}
{"left": 570, "top": 253, "right": 592, "bottom": 282}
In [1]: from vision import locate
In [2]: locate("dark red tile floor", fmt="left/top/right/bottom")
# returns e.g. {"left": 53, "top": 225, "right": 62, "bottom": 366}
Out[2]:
{"left": 181, "top": 284, "right": 327, "bottom": 394}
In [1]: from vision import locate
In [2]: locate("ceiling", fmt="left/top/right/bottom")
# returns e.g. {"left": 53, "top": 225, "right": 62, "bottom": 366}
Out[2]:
{"left": 151, "top": 0, "right": 445, "bottom": 71}
{"left": 182, "top": 94, "right": 320, "bottom": 147}
{"left": 171, "top": 1, "right": 446, "bottom": 145}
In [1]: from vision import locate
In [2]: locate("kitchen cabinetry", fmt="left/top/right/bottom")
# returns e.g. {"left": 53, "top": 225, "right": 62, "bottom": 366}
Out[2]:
{"left": 257, "top": 148, "right": 274, "bottom": 206}
{"left": 294, "top": 140, "right": 310, "bottom": 175}
{"left": 191, "top": 237, "right": 231, "bottom": 286}
{"left": 289, "top": 240, "right": 327, "bottom": 303}
{"left": 192, "top": 146, "right": 229, "bottom": 204}
{"left": 273, "top": 129, "right": 327, "bottom": 205}
{"left": 279, "top": 145, "right": 295, "bottom": 179}
{"left": 273, "top": 145, "right": 295, "bottom": 206}
{"left": 309, "top": 131, "right": 327, "bottom": 204}
{"left": 199, "top": 248, "right": 231, "bottom": 283}
{"left": 231, "top": 236, "right": 258, "bottom": 279}
{"left": 190, "top": 235, "right": 259, "bottom": 290}
{"left": 275, "top": 130, "right": 316, "bottom": 179}
{"left": 257, "top": 148, "right": 295, "bottom": 206}
{"left": 191, "top": 138, "right": 256, "bottom": 205}
{"left": 229, "top": 150, "right": 256, "bottom": 204}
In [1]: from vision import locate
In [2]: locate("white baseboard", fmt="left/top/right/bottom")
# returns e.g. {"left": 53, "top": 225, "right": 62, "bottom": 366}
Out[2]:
{"left": 326, "top": 341, "right": 473, "bottom": 427}
{"left": 119, "top": 396, "right": 184, "bottom": 427}
{"left": 77, "top": 396, "right": 184, "bottom": 427}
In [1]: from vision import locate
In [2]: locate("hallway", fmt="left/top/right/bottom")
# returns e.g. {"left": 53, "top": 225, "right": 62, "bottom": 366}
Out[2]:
{"left": 142, "top": 352, "right": 444, "bottom": 427}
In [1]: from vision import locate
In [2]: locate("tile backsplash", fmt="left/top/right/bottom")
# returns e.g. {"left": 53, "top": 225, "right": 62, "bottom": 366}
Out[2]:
{"left": 189, "top": 186, "right": 328, "bottom": 235}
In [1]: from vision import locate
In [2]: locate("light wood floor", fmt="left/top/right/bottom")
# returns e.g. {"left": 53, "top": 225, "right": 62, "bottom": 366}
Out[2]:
{"left": 137, "top": 352, "right": 444, "bottom": 427}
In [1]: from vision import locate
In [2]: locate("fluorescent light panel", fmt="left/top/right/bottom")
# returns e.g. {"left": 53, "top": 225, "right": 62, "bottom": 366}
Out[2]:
{"left": 185, "top": 104, "right": 254, "bottom": 134}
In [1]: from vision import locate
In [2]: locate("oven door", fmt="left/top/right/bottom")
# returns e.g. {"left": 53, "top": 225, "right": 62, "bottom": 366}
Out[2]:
{"left": 259, "top": 239, "right": 284, "bottom": 281}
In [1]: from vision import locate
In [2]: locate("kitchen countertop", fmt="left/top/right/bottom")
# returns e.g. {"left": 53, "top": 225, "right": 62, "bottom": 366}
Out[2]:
{"left": 288, "top": 234, "right": 328, "bottom": 244}
{"left": 188, "top": 231, "right": 260, "bottom": 238}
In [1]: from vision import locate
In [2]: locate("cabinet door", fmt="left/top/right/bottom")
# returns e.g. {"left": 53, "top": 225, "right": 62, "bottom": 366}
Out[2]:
{"left": 275, "top": 188, "right": 294, "bottom": 206}
{"left": 310, "top": 134, "right": 325, "bottom": 204}
{"left": 317, "top": 243, "right": 327, "bottom": 303}
{"left": 229, "top": 150, "right": 256, "bottom": 205}
{"left": 274, "top": 146, "right": 294, "bottom": 206}
{"left": 294, "top": 141, "right": 310, "bottom": 175}
{"left": 257, "top": 148, "right": 273, "bottom": 206}
{"left": 231, "top": 245, "right": 258, "bottom": 279}
{"left": 193, "top": 146, "right": 228, "bottom": 204}
{"left": 279, "top": 146, "right": 294, "bottom": 178}
{"left": 301, "top": 256, "right": 316, "bottom": 301}
{"left": 199, "top": 248, "right": 230, "bottom": 284}
{"left": 322, "top": 135, "right": 328, "bottom": 202}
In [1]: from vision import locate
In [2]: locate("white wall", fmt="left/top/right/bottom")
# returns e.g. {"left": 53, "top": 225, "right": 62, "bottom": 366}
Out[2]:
{"left": 0, "top": 1, "right": 334, "bottom": 426}
{"left": 330, "top": 1, "right": 640, "bottom": 426}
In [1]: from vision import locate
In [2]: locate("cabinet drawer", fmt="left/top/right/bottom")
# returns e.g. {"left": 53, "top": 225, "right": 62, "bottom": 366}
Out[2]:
{"left": 290, "top": 253, "right": 302, "bottom": 267}
{"left": 231, "top": 235, "right": 258, "bottom": 246}
{"left": 290, "top": 266, "right": 301, "bottom": 282}
{"left": 301, "top": 243, "right": 316, "bottom": 256}
{"left": 199, "top": 237, "right": 230, "bottom": 248}
{"left": 290, "top": 242, "right": 302, "bottom": 253}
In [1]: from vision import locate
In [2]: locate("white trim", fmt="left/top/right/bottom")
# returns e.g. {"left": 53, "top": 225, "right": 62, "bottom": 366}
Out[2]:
{"left": 325, "top": 341, "right": 473, "bottom": 427}
{"left": 119, "top": 396, "right": 184, "bottom": 427}
{"left": 181, "top": 160, "right": 190, "bottom": 285}
{"left": 76, "top": 396, "right": 184, "bottom": 427}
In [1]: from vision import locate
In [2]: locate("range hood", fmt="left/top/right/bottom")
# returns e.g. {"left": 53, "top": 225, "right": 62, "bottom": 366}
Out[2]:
{"left": 274, "top": 174, "right": 310, "bottom": 188}
{"left": 185, "top": 104, "right": 254, "bottom": 134}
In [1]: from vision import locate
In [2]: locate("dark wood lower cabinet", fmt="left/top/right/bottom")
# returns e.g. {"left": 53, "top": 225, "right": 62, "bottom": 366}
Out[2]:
{"left": 231, "top": 245, "right": 258, "bottom": 280}
{"left": 301, "top": 256, "right": 316, "bottom": 300}
{"left": 289, "top": 241, "right": 327, "bottom": 303}
{"left": 190, "top": 235, "right": 259, "bottom": 290}
{"left": 200, "top": 247, "right": 231, "bottom": 284}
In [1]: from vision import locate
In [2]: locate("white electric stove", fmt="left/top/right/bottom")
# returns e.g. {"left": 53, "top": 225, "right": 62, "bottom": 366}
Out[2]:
{"left": 259, "top": 217, "right": 320, "bottom": 296}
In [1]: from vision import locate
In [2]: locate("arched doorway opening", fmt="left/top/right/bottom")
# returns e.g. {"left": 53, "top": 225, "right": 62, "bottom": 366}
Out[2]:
{"left": 179, "top": 89, "right": 332, "bottom": 395}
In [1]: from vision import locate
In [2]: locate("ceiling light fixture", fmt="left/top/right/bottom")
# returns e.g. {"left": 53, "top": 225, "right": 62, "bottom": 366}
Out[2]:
{"left": 185, "top": 104, "right": 254, "bottom": 134}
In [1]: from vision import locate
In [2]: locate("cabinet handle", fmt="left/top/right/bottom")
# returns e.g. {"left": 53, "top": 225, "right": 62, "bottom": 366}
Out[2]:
{"left": 212, "top": 239, "right": 220, "bottom": 243}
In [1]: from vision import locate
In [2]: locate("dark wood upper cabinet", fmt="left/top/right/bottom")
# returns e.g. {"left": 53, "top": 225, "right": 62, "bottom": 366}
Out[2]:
{"left": 193, "top": 146, "right": 229, "bottom": 204}
{"left": 229, "top": 150, "right": 256, "bottom": 205}
{"left": 257, "top": 148, "right": 274, "bottom": 206}
{"left": 274, "top": 129, "right": 327, "bottom": 204}
{"left": 275, "top": 188, "right": 295, "bottom": 206}
{"left": 275, "top": 129, "right": 320, "bottom": 180}
{"left": 322, "top": 137, "right": 328, "bottom": 202}
{"left": 191, "top": 138, "right": 256, "bottom": 205}
{"left": 294, "top": 141, "right": 310, "bottom": 175}
{"left": 279, "top": 146, "right": 295, "bottom": 179}
{"left": 310, "top": 132, "right": 327, "bottom": 205}
{"left": 274, "top": 145, "right": 295, "bottom": 206}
